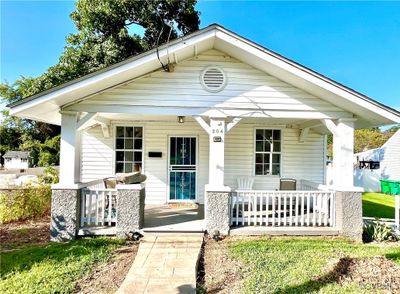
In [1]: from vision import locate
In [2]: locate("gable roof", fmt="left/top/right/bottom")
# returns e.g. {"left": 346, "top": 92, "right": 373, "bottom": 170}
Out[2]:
{"left": 8, "top": 23, "right": 400, "bottom": 128}
{"left": 3, "top": 151, "right": 30, "bottom": 159}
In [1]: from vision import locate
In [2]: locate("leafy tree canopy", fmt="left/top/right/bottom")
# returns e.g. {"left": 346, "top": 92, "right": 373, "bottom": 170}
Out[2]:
{"left": 1, "top": 0, "right": 200, "bottom": 166}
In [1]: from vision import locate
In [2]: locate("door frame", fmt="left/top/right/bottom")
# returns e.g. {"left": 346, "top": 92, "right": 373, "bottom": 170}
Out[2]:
{"left": 167, "top": 135, "right": 199, "bottom": 203}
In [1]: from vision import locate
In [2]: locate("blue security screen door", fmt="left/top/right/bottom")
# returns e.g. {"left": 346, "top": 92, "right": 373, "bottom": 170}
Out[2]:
{"left": 169, "top": 137, "right": 196, "bottom": 201}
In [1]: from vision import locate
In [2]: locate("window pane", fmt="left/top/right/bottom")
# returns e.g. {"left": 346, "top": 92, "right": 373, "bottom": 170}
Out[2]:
{"left": 264, "top": 141, "right": 271, "bottom": 152}
{"left": 272, "top": 164, "right": 280, "bottom": 175}
{"left": 134, "top": 162, "right": 142, "bottom": 172}
{"left": 116, "top": 127, "right": 124, "bottom": 138}
{"left": 134, "top": 152, "right": 142, "bottom": 161}
{"left": 256, "top": 129, "right": 264, "bottom": 140}
{"left": 116, "top": 151, "right": 124, "bottom": 161}
{"left": 272, "top": 154, "right": 280, "bottom": 164}
{"left": 125, "top": 151, "right": 133, "bottom": 161}
{"left": 263, "top": 164, "right": 270, "bottom": 175}
{"left": 134, "top": 139, "right": 142, "bottom": 150}
{"left": 125, "top": 127, "right": 133, "bottom": 137}
{"left": 190, "top": 138, "right": 196, "bottom": 165}
{"left": 116, "top": 139, "right": 124, "bottom": 149}
{"left": 265, "top": 130, "right": 273, "bottom": 140}
{"left": 125, "top": 162, "right": 133, "bottom": 173}
{"left": 274, "top": 141, "right": 281, "bottom": 152}
{"left": 134, "top": 127, "right": 143, "bottom": 138}
{"left": 264, "top": 154, "right": 270, "bottom": 163}
{"left": 116, "top": 162, "right": 124, "bottom": 173}
{"left": 256, "top": 141, "right": 263, "bottom": 152}
{"left": 273, "top": 130, "right": 281, "bottom": 140}
{"left": 255, "top": 164, "right": 263, "bottom": 175}
{"left": 125, "top": 139, "right": 133, "bottom": 149}
{"left": 255, "top": 154, "right": 263, "bottom": 164}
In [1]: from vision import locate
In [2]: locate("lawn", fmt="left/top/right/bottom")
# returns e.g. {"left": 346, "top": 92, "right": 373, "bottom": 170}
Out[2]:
{"left": 228, "top": 237, "right": 400, "bottom": 293}
{"left": 0, "top": 238, "right": 125, "bottom": 294}
{"left": 362, "top": 192, "right": 396, "bottom": 219}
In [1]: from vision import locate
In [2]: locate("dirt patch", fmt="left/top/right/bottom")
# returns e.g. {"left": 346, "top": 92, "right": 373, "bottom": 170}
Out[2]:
{"left": 0, "top": 216, "right": 50, "bottom": 250}
{"left": 197, "top": 236, "right": 243, "bottom": 293}
{"left": 321, "top": 256, "right": 400, "bottom": 292}
{"left": 74, "top": 242, "right": 138, "bottom": 294}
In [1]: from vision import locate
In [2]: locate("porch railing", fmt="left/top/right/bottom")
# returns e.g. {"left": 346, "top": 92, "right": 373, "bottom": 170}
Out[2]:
{"left": 396, "top": 195, "right": 400, "bottom": 233}
{"left": 80, "top": 188, "right": 118, "bottom": 227}
{"left": 230, "top": 189, "right": 336, "bottom": 228}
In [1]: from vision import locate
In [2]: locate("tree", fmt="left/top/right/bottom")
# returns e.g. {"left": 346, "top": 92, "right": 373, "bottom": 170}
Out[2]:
{"left": 327, "top": 126, "right": 399, "bottom": 158}
{"left": 1, "top": 0, "right": 200, "bottom": 166}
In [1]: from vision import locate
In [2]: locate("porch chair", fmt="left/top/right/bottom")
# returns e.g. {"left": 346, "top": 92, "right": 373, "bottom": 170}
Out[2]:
{"left": 237, "top": 177, "right": 254, "bottom": 190}
{"left": 279, "top": 178, "right": 297, "bottom": 191}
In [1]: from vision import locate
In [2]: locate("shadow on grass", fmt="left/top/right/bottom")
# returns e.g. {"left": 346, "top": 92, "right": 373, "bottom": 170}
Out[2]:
{"left": 362, "top": 199, "right": 395, "bottom": 219}
{"left": 0, "top": 238, "right": 121, "bottom": 277}
{"left": 273, "top": 257, "right": 354, "bottom": 294}
{"left": 386, "top": 251, "right": 400, "bottom": 263}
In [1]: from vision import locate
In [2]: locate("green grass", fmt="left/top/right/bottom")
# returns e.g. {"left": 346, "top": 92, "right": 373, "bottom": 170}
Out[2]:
{"left": 228, "top": 237, "right": 400, "bottom": 293}
{"left": 362, "top": 192, "right": 396, "bottom": 219}
{"left": 0, "top": 237, "right": 125, "bottom": 294}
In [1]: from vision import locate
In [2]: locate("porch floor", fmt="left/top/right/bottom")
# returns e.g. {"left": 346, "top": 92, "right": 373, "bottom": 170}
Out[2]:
{"left": 143, "top": 205, "right": 205, "bottom": 233}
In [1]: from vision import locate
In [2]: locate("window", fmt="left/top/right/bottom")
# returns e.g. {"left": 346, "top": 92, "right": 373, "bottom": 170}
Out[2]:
{"left": 115, "top": 126, "right": 143, "bottom": 173}
{"left": 255, "top": 129, "right": 281, "bottom": 175}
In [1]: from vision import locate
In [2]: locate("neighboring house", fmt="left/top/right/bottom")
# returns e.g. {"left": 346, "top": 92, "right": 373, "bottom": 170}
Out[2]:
{"left": 2, "top": 151, "right": 30, "bottom": 169}
{"left": 7, "top": 24, "right": 400, "bottom": 242}
{"left": 354, "top": 129, "right": 400, "bottom": 192}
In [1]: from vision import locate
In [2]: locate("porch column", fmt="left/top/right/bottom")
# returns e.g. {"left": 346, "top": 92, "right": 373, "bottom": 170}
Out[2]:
{"left": 59, "top": 111, "right": 80, "bottom": 185}
{"left": 208, "top": 119, "right": 226, "bottom": 188}
{"left": 50, "top": 111, "right": 80, "bottom": 242}
{"left": 332, "top": 119, "right": 355, "bottom": 189}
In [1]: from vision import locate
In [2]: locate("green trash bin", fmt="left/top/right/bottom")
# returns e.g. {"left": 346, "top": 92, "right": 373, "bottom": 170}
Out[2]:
{"left": 389, "top": 181, "right": 400, "bottom": 195}
{"left": 381, "top": 180, "right": 391, "bottom": 194}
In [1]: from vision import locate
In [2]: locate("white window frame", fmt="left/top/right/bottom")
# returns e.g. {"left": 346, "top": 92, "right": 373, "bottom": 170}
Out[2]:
{"left": 113, "top": 125, "right": 144, "bottom": 174}
{"left": 253, "top": 128, "right": 283, "bottom": 177}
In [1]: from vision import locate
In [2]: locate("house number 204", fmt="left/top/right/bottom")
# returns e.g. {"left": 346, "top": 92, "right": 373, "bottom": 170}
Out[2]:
{"left": 212, "top": 128, "right": 223, "bottom": 134}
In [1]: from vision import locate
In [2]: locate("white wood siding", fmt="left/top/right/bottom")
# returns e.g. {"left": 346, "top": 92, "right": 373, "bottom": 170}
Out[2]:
{"left": 225, "top": 123, "right": 325, "bottom": 190}
{"left": 80, "top": 127, "right": 114, "bottom": 182}
{"left": 381, "top": 130, "right": 400, "bottom": 181}
{"left": 77, "top": 49, "right": 345, "bottom": 118}
{"left": 80, "top": 121, "right": 325, "bottom": 204}
{"left": 81, "top": 121, "right": 209, "bottom": 204}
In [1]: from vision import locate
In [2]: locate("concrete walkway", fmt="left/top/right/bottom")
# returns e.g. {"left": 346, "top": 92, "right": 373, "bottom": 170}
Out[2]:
{"left": 116, "top": 234, "right": 204, "bottom": 294}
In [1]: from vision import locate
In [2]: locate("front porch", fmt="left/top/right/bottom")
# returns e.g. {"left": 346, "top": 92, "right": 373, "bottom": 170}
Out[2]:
{"left": 64, "top": 177, "right": 362, "bottom": 242}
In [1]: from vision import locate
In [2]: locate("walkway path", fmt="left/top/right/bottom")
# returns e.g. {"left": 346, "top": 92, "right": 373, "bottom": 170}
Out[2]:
{"left": 116, "top": 234, "right": 204, "bottom": 294}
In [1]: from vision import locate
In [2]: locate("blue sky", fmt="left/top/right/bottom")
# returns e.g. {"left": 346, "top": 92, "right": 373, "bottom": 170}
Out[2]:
{"left": 1, "top": 1, "right": 399, "bottom": 110}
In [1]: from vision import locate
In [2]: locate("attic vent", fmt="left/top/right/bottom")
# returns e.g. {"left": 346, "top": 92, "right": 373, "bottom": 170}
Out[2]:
{"left": 200, "top": 66, "right": 227, "bottom": 92}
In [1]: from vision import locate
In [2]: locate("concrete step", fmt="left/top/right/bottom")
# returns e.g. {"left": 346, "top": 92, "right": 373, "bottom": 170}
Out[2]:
{"left": 141, "top": 231, "right": 205, "bottom": 238}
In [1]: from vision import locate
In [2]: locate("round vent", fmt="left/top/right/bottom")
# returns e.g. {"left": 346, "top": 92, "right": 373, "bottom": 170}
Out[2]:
{"left": 200, "top": 66, "right": 227, "bottom": 92}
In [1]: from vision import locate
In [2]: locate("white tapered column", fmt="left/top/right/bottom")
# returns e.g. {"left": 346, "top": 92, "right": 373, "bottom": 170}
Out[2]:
{"left": 59, "top": 111, "right": 79, "bottom": 185}
{"left": 332, "top": 118, "right": 355, "bottom": 189}
{"left": 208, "top": 119, "right": 226, "bottom": 188}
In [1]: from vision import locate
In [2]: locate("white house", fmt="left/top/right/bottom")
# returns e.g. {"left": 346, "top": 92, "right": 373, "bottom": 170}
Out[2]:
{"left": 7, "top": 24, "right": 400, "bottom": 241}
{"left": 2, "top": 151, "right": 30, "bottom": 169}
{"left": 354, "top": 129, "right": 400, "bottom": 192}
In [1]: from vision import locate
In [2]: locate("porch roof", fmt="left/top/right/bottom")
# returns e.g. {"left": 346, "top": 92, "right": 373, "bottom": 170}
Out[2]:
{"left": 8, "top": 23, "right": 400, "bottom": 128}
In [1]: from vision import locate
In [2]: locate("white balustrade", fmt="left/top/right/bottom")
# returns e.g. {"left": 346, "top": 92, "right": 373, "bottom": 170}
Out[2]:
{"left": 395, "top": 195, "right": 400, "bottom": 233}
{"left": 80, "top": 188, "right": 117, "bottom": 227}
{"left": 230, "top": 190, "right": 335, "bottom": 228}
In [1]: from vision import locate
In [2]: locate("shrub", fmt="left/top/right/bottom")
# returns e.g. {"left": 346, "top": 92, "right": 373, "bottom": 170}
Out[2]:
{"left": 363, "top": 219, "right": 398, "bottom": 243}
{"left": 0, "top": 184, "right": 51, "bottom": 224}
{"left": 38, "top": 166, "right": 59, "bottom": 184}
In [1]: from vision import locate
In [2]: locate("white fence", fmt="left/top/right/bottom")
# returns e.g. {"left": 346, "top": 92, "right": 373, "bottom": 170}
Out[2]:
{"left": 396, "top": 195, "right": 400, "bottom": 233}
{"left": 230, "top": 190, "right": 336, "bottom": 227}
{"left": 80, "top": 188, "right": 117, "bottom": 227}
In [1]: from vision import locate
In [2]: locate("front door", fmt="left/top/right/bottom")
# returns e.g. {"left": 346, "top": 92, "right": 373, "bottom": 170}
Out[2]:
{"left": 168, "top": 137, "right": 197, "bottom": 201}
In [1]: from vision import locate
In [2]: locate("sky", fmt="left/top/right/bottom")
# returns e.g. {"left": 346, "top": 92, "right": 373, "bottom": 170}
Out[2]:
{"left": 1, "top": 1, "right": 399, "bottom": 112}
